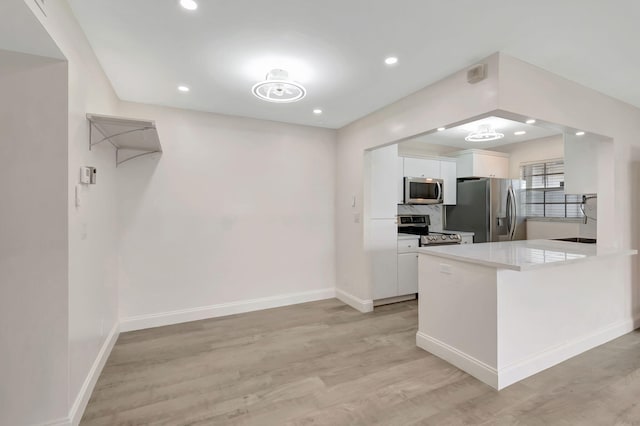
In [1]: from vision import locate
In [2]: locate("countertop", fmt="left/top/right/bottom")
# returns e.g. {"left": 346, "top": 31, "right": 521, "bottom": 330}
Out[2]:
{"left": 418, "top": 239, "right": 637, "bottom": 271}
{"left": 398, "top": 233, "right": 420, "bottom": 241}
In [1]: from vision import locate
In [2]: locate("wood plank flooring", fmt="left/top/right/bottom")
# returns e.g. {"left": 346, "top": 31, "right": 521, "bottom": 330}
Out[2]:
{"left": 81, "top": 299, "right": 640, "bottom": 425}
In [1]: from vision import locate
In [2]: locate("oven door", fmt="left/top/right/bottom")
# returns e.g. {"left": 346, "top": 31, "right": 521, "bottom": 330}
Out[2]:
{"left": 404, "top": 177, "right": 443, "bottom": 204}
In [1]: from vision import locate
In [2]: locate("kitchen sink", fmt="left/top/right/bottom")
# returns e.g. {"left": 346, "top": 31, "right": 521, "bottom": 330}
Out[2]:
{"left": 552, "top": 237, "right": 597, "bottom": 244}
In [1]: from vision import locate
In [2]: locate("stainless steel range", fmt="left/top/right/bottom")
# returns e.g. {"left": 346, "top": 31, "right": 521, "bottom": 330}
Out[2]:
{"left": 397, "top": 215, "right": 462, "bottom": 246}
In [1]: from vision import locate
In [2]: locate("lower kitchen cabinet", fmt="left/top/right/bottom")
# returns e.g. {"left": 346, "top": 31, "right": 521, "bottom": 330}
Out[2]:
{"left": 397, "top": 252, "right": 418, "bottom": 295}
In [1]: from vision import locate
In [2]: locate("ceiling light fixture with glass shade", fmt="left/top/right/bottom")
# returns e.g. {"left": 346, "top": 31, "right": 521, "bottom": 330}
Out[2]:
{"left": 252, "top": 69, "right": 306, "bottom": 103}
{"left": 465, "top": 124, "right": 505, "bottom": 142}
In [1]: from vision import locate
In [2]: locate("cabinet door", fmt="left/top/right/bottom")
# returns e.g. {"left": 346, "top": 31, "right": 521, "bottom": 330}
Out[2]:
{"left": 397, "top": 157, "right": 405, "bottom": 204}
{"left": 474, "top": 154, "right": 509, "bottom": 178}
{"left": 397, "top": 252, "right": 418, "bottom": 295}
{"left": 440, "top": 160, "right": 457, "bottom": 205}
{"left": 369, "top": 218, "right": 399, "bottom": 300}
{"left": 369, "top": 144, "right": 399, "bottom": 218}
{"left": 403, "top": 157, "right": 440, "bottom": 178}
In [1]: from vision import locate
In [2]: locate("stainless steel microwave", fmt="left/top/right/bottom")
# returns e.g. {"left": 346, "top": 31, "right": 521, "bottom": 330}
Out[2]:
{"left": 404, "top": 177, "right": 443, "bottom": 204}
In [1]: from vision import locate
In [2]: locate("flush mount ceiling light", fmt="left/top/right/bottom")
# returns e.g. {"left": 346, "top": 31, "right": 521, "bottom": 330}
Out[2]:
{"left": 180, "top": 0, "right": 198, "bottom": 10}
{"left": 385, "top": 56, "right": 398, "bottom": 65}
{"left": 313, "top": 109, "right": 323, "bottom": 115}
{"left": 514, "top": 131, "right": 526, "bottom": 136}
{"left": 177, "top": 85, "right": 190, "bottom": 92}
{"left": 252, "top": 69, "right": 306, "bottom": 103}
{"left": 437, "top": 127, "right": 446, "bottom": 132}
{"left": 526, "top": 119, "right": 536, "bottom": 124}
{"left": 465, "top": 124, "right": 505, "bottom": 142}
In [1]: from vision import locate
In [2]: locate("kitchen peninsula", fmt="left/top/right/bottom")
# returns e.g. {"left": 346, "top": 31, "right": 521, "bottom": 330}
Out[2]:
{"left": 416, "top": 240, "right": 638, "bottom": 390}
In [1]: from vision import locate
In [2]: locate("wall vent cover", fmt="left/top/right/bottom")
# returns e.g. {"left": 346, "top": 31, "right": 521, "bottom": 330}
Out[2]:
{"left": 467, "top": 63, "right": 487, "bottom": 84}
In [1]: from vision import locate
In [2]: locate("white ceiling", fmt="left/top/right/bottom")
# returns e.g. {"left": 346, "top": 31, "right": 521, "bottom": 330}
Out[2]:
{"left": 68, "top": 0, "right": 640, "bottom": 129}
{"left": 403, "top": 116, "right": 561, "bottom": 150}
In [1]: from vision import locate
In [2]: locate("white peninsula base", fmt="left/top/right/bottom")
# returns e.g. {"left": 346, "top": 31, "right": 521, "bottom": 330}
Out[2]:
{"left": 416, "top": 240, "right": 638, "bottom": 390}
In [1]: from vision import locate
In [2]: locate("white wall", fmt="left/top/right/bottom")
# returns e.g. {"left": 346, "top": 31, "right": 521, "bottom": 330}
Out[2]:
{"left": 336, "top": 54, "right": 501, "bottom": 302}
{"left": 21, "top": 0, "right": 121, "bottom": 423}
{"left": 116, "top": 102, "right": 337, "bottom": 327}
{"left": 0, "top": 50, "right": 69, "bottom": 425}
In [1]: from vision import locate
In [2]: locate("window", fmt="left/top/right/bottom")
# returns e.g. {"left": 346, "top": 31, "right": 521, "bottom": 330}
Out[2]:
{"left": 520, "top": 160, "right": 583, "bottom": 219}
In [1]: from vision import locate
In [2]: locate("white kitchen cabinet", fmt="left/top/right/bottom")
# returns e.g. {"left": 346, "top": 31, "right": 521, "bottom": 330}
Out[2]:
{"left": 396, "top": 237, "right": 420, "bottom": 297}
{"left": 368, "top": 144, "right": 399, "bottom": 219}
{"left": 397, "top": 157, "right": 405, "bottom": 204}
{"left": 397, "top": 252, "right": 419, "bottom": 295}
{"left": 403, "top": 157, "right": 441, "bottom": 179}
{"left": 369, "top": 218, "right": 399, "bottom": 300}
{"left": 454, "top": 149, "right": 509, "bottom": 179}
{"left": 440, "top": 160, "right": 457, "bottom": 205}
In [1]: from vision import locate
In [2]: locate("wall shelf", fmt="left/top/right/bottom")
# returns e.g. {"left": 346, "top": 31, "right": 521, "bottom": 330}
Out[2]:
{"left": 87, "top": 113, "right": 162, "bottom": 166}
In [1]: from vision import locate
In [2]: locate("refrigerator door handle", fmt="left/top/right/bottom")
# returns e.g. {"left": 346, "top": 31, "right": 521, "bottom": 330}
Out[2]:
{"left": 505, "top": 189, "right": 512, "bottom": 237}
{"left": 508, "top": 187, "right": 517, "bottom": 240}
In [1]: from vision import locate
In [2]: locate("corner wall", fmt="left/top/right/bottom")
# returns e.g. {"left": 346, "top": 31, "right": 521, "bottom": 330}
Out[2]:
{"left": 21, "top": 0, "right": 122, "bottom": 423}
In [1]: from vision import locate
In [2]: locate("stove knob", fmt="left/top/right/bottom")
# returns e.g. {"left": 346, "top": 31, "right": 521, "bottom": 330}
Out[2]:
{"left": 450, "top": 235, "right": 455, "bottom": 239}
{"left": 429, "top": 236, "right": 435, "bottom": 241}
{"left": 441, "top": 235, "right": 447, "bottom": 240}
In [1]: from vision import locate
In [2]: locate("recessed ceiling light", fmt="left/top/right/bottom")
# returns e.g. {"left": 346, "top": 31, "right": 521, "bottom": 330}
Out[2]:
{"left": 313, "top": 109, "right": 323, "bottom": 115}
{"left": 576, "top": 131, "right": 585, "bottom": 136}
{"left": 437, "top": 127, "right": 446, "bottom": 132}
{"left": 252, "top": 69, "right": 306, "bottom": 103}
{"left": 180, "top": 0, "right": 198, "bottom": 10}
{"left": 177, "top": 85, "right": 190, "bottom": 92}
{"left": 514, "top": 131, "right": 526, "bottom": 136}
{"left": 525, "top": 119, "right": 536, "bottom": 124}
{"left": 384, "top": 56, "right": 398, "bottom": 65}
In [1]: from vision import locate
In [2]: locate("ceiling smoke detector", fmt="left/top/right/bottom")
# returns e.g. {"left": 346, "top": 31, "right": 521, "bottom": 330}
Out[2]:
{"left": 465, "top": 124, "right": 505, "bottom": 142}
{"left": 252, "top": 69, "right": 306, "bottom": 103}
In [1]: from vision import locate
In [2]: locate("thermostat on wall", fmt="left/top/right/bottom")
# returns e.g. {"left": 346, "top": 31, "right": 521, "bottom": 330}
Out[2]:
{"left": 80, "top": 167, "right": 97, "bottom": 184}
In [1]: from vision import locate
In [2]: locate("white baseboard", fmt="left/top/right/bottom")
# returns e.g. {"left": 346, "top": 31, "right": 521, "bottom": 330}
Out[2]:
{"left": 38, "top": 417, "right": 71, "bottom": 426}
{"left": 417, "top": 316, "right": 640, "bottom": 391}
{"left": 416, "top": 331, "right": 498, "bottom": 389}
{"left": 498, "top": 317, "right": 639, "bottom": 390}
{"left": 37, "top": 323, "right": 120, "bottom": 426}
{"left": 336, "top": 289, "right": 374, "bottom": 313}
{"left": 120, "top": 287, "right": 336, "bottom": 332}
{"left": 69, "top": 323, "right": 120, "bottom": 426}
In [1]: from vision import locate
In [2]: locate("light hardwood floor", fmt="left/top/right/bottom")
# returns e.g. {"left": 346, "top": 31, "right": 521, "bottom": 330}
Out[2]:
{"left": 82, "top": 299, "right": 640, "bottom": 425}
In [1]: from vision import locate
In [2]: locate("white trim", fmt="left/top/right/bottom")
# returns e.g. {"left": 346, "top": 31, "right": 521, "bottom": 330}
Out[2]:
{"left": 335, "top": 289, "right": 374, "bottom": 313}
{"left": 497, "top": 317, "right": 639, "bottom": 390}
{"left": 37, "top": 417, "right": 71, "bottom": 426}
{"left": 69, "top": 323, "right": 120, "bottom": 426}
{"left": 120, "top": 288, "right": 336, "bottom": 332}
{"left": 416, "top": 331, "right": 498, "bottom": 388}
{"left": 417, "top": 316, "right": 640, "bottom": 391}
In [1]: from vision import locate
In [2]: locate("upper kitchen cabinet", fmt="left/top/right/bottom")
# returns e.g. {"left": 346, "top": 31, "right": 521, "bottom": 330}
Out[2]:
{"left": 368, "top": 144, "right": 400, "bottom": 219}
{"left": 453, "top": 149, "right": 509, "bottom": 179}
{"left": 440, "top": 160, "right": 457, "bottom": 205}
{"left": 403, "top": 157, "right": 441, "bottom": 178}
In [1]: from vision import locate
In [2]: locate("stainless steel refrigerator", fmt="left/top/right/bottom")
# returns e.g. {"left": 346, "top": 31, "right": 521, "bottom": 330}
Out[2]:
{"left": 444, "top": 178, "right": 526, "bottom": 243}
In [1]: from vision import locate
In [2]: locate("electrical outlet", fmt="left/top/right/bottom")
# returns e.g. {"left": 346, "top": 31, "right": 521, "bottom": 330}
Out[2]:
{"left": 439, "top": 263, "right": 452, "bottom": 275}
